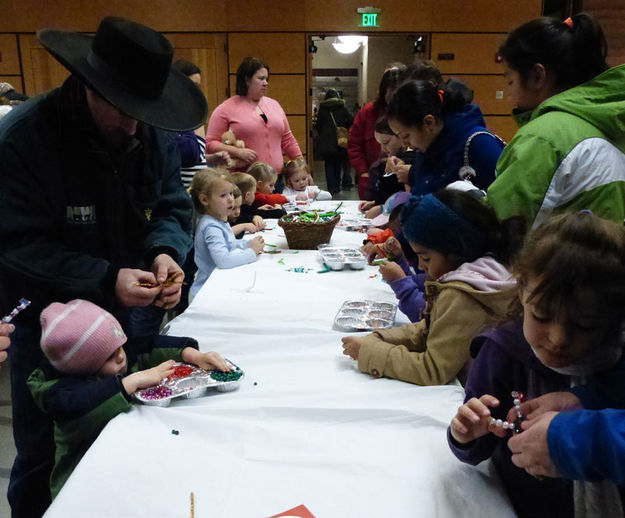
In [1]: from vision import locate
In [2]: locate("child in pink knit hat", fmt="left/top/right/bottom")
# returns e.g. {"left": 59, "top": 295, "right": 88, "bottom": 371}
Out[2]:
{"left": 28, "top": 299, "right": 230, "bottom": 499}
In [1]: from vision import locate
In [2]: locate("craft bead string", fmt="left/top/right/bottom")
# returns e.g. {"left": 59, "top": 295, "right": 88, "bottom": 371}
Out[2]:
{"left": 2, "top": 298, "right": 31, "bottom": 323}
{"left": 489, "top": 391, "right": 525, "bottom": 433}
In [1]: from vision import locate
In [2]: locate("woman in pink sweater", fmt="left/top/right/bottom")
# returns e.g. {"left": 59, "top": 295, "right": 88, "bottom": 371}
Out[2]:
{"left": 205, "top": 57, "right": 303, "bottom": 192}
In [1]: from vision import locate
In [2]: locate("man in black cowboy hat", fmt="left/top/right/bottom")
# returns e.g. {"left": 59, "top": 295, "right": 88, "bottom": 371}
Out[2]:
{"left": 0, "top": 17, "right": 207, "bottom": 517}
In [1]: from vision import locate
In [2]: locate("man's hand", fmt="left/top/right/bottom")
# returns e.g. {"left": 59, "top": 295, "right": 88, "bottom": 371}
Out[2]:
{"left": 115, "top": 268, "right": 161, "bottom": 307}
{"left": 151, "top": 254, "right": 184, "bottom": 309}
{"left": 508, "top": 411, "right": 561, "bottom": 478}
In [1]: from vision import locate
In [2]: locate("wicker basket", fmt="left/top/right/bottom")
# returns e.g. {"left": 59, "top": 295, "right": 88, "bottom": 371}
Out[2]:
{"left": 278, "top": 212, "right": 340, "bottom": 250}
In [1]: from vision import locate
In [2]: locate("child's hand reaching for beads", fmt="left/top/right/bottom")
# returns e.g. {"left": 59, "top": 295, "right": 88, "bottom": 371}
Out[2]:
{"left": 295, "top": 192, "right": 308, "bottom": 201}
{"left": 122, "top": 359, "right": 176, "bottom": 394}
{"left": 249, "top": 235, "right": 265, "bottom": 255}
{"left": 362, "top": 242, "right": 378, "bottom": 264}
{"left": 379, "top": 261, "right": 406, "bottom": 283}
{"left": 341, "top": 336, "right": 364, "bottom": 360}
{"left": 252, "top": 215, "right": 266, "bottom": 231}
{"left": 241, "top": 223, "right": 258, "bottom": 234}
{"left": 384, "top": 237, "right": 403, "bottom": 259}
{"left": 450, "top": 394, "right": 507, "bottom": 444}
{"left": 181, "top": 348, "right": 231, "bottom": 372}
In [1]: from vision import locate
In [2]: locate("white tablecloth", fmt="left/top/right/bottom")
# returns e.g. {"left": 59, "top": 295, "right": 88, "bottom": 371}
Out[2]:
{"left": 45, "top": 201, "right": 515, "bottom": 518}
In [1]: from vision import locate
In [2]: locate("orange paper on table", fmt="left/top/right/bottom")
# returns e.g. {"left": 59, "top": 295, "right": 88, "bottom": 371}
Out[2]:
{"left": 268, "top": 504, "right": 316, "bottom": 518}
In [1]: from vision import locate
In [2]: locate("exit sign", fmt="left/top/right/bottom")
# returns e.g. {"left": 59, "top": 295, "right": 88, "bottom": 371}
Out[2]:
{"left": 360, "top": 12, "right": 379, "bottom": 27}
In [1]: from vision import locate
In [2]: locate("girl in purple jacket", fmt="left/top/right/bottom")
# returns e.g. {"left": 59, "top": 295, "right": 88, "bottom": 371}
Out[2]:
{"left": 448, "top": 211, "right": 625, "bottom": 518}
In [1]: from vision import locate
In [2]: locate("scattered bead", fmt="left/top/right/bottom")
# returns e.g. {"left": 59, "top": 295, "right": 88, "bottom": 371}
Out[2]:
{"left": 171, "top": 429, "right": 179, "bottom": 435}
{"left": 253, "top": 382, "right": 258, "bottom": 386}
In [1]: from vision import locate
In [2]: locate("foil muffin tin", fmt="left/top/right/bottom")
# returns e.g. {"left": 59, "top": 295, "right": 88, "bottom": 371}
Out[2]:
{"left": 334, "top": 300, "right": 397, "bottom": 331}
{"left": 134, "top": 360, "right": 244, "bottom": 407}
{"left": 318, "top": 245, "right": 367, "bottom": 270}
{"left": 337, "top": 216, "right": 373, "bottom": 231}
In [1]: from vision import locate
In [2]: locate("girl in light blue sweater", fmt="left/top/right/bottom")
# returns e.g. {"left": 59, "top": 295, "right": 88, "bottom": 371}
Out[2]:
{"left": 189, "top": 168, "right": 264, "bottom": 300}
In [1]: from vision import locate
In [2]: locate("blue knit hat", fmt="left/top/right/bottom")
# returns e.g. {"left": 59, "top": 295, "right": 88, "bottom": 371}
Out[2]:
{"left": 400, "top": 194, "right": 487, "bottom": 260}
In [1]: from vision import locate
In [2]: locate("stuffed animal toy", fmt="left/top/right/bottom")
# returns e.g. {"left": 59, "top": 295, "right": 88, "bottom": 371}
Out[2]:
{"left": 221, "top": 129, "right": 247, "bottom": 170}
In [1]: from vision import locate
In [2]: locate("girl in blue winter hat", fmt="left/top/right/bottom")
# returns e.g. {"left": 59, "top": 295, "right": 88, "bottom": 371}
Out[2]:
{"left": 342, "top": 189, "right": 523, "bottom": 385}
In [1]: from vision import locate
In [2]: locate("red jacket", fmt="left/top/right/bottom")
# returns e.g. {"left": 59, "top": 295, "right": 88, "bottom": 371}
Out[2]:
{"left": 366, "top": 228, "right": 394, "bottom": 244}
{"left": 348, "top": 102, "right": 383, "bottom": 177}
{"left": 253, "top": 192, "right": 288, "bottom": 208}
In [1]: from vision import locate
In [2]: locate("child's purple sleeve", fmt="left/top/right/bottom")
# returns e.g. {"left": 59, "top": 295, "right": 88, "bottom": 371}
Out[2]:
{"left": 388, "top": 275, "right": 426, "bottom": 322}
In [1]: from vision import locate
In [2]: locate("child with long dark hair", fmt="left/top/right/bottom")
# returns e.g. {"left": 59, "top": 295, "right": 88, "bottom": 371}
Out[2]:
{"left": 449, "top": 211, "right": 625, "bottom": 518}
{"left": 342, "top": 189, "right": 519, "bottom": 385}
{"left": 386, "top": 79, "right": 504, "bottom": 195}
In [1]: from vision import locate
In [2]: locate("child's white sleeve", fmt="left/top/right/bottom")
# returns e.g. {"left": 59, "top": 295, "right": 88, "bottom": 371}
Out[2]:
{"left": 281, "top": 186, "right": 298, "bottom": 202}
{"left": 311, "top": 185, "right": 332, "bottom": 200}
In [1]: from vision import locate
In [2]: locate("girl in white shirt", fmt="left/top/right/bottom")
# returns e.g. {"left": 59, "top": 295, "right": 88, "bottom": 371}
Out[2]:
{"left": 189, "top": 168, "right": 264, "bottom": 300}
{"left": 282, "top": 159, "right": 332, "bottom": 202}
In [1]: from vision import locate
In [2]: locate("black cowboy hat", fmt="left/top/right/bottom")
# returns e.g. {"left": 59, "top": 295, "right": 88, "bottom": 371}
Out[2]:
{"left": 37, "top": 17, "right": 208, "bottom": 132}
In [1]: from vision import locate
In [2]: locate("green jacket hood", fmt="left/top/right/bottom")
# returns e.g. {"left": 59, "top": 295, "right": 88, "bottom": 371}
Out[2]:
{"left": 519, "top": 64, "right": 625, "bottom": 142}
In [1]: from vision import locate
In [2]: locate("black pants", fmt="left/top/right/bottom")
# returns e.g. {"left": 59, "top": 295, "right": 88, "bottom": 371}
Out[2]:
{"left": 8, "top": 324, "right": 54, "bottom": 518}
{"left": 324, "top": 155, "right": 352, "bottom": 194}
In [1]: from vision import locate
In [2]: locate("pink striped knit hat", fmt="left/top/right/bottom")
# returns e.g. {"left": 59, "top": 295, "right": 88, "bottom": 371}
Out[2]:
{"left": 40, "top": 299, "right": 127, "bottom": 375}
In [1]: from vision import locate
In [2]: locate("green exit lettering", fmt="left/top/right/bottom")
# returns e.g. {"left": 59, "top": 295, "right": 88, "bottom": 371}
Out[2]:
{"left": 361, "top": 13, "right": 379, "bottom": 27}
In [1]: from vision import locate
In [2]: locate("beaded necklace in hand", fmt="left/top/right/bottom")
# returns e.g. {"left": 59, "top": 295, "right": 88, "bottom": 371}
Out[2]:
{"left": 489, "top": 391, "right": 525, "bottom": 433}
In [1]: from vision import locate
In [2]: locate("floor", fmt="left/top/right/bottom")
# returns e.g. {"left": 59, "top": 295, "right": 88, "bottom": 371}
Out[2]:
{"left": 0, "top": 161, "right": 359, "bottom": 517}
{"left": 310, "top": 160, "right": 360, "bottom": 201}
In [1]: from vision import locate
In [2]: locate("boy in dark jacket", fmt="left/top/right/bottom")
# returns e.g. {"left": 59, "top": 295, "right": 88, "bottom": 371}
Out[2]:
{"left": 28, "top": 299, "right": 230, "bottom": 499}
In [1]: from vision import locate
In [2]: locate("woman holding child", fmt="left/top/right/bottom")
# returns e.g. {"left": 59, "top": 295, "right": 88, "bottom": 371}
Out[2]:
{"left": 205, "top": 57, "right": 303, "bottom": 191}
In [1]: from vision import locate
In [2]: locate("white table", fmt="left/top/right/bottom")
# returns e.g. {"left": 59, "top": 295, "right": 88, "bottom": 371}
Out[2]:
{"left": 45, "top": 201, "right": 516, "bottom": 518}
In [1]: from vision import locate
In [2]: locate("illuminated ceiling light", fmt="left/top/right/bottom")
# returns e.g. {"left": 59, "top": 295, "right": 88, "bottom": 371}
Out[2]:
{"left": 332, "top": 35, "right": 368, "bottom": 54}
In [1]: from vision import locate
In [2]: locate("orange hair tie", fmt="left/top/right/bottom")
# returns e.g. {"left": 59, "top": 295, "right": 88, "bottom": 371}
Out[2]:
{"left": 564, "top": 17, "right": 574, "bottom": 29}
{"left": 437, "top": 89, "right": 444, "bottom": 104}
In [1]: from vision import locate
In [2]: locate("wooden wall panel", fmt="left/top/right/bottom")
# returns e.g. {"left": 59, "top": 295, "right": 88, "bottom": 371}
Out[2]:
{"left": 0, "top": 34, "right": 21, "bottom": 75}
{"left": 431, "top": 33, "right": 506, "bottom": 74}
{"left": 431, "top": 0, "right": 542, "bottom": 32}
{"left": 0, "top": 75, "right": 24, "bottom": 93}
{"left": 19, "top": 35, "right": 69, "bottom": 96}
{"left": 305, "top": 0, "right": 432, "bottom": 32}
{"left": 168, "top": 33, "right": 229, "bottom": 113}
{"left": 226, "top": 0, "right": 305, "bottom": 31}
{"left": 228, "top": 33, "right": 306, "bottom": 74}
{"left": 287, "top": 115, "right": 307, "bottom": 157}
{"left": 0, "top": 0, "right": 227, "bottom": 32}
{"left": 484, "top": 115, "right": 517, "bottom": 144}
{"left": 447, "top": 75, "right": 514, "bottom": 115}
{"left": 582, "top": 0, "right": 625, "bottom": 66}
{"left": 228, "top": 74, "right": 306, "bottom": 115}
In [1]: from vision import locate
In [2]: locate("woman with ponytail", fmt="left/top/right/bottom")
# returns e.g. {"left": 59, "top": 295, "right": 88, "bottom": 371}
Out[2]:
{"left": 341, "top": 189, "right": 521, "bottom": 386}
{"left": 386, "top": 79, "right": 505, "bottom": 196}
{"left": 487, "top": 13, "right": 625, "bottom": 228}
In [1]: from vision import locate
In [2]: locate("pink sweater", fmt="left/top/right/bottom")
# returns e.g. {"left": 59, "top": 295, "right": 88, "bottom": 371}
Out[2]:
{"left": 206, "top": 96, "right": 302, "bottom": 174}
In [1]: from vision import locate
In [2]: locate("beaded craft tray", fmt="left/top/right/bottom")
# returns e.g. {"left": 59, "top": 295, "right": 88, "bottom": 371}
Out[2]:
{"left": 334, "top": 300, "right": 397, "bottom": 331}
{"left": 134, "top": 360, "right": 244, "bottom": 407}
{"left": 318, "top": 244, "right": 367, "bottom": 270}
